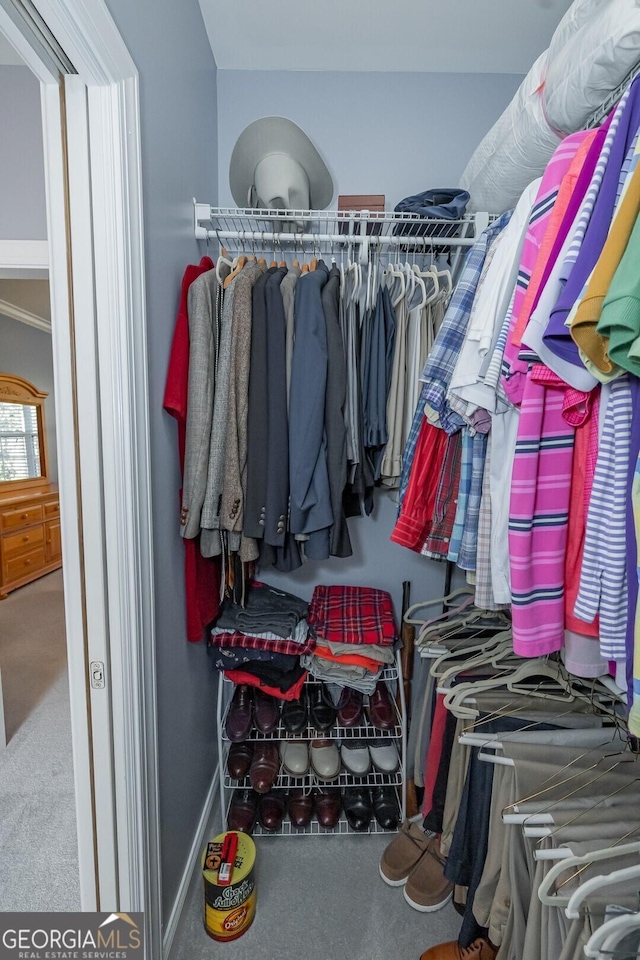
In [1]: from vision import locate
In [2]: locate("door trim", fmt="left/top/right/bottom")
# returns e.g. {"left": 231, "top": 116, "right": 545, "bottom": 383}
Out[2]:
{"left": 0, "top": 0, "right": 161, "bottom": 954}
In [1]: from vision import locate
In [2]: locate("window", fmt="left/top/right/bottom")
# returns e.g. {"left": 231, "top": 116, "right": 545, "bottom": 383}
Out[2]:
{"left": 0, "top": 401, "right": 41, "bottom": 481}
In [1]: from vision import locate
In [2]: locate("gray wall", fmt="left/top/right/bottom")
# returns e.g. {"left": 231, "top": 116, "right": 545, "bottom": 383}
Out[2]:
{"left": 216, "top": 68, "right": 521, "bottom": 617}
{"left": 0, "top": 314, "right": 56, "bottom": 483}
{"left": 0, "top": 66, "right": 47, "bottom": 241}
{"left": 217, "top": 70, "right": 523, "bottom": 209}
{"left": 102, "top": 0, "right": 219, "bottom": 924}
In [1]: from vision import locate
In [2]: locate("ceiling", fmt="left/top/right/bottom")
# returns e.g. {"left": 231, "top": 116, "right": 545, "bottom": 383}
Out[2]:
{"left": 199, "top": 0, "right": 574, "bottom": 74}
{"left": 0, "top": 33, "right": 24, "bottom": 66}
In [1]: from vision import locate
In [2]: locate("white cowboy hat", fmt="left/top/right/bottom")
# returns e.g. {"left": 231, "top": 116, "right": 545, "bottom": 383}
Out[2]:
{"left": 229, "top": 116, "right": 334, "bottom": 211}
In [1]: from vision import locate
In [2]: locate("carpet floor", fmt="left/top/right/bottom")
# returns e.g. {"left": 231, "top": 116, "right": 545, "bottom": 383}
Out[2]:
{"left": 169, "top": 801, "right": 461, "bottom": 960}
{"left": 0, "top": 570, "right": 80, "bottom": 911}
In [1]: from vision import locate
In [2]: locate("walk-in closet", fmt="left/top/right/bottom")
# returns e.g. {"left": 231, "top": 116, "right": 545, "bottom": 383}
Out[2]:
{"left": 4, "top": 2, "right": 640, "bottom": 960}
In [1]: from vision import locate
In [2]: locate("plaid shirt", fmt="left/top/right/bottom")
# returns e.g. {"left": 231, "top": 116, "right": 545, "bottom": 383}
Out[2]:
{"left": 447, "top": 426, "right": 473, "bottom": 563}
{"left": 308, "top": 585, "right": 396, "bottom": 646}
{"left": 210, "top": 630, "right": 316, "bottom": 658}
{"left": 421, "top": 430, "right": 462, "bottom": 558}
{"left": 399, "top": 212, "right": 512, "bottom": 508}
{"left": 419, "top": 211, "right": 513, "bottom": 436}
{"left": 458, "top": 431, "right": 488, "bottom": 571}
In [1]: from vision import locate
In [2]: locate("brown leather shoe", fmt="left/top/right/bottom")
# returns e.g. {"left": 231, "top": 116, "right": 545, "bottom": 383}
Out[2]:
{"left": 249, "top": 742, "right": 280, "bottom": 794}
{"left": 314, "top": 787, "right": 341, "bottom": 829}
{"left": 227, "top": 789, "right": 258, "bottom": 834}
{"left": 258, "top": 791, "right": 286, "bottom": 832}
{"left": 226, "top": 742, "right": 254, "bottom": 780}
{"left": 254, "top": 688, "right": 280, "bottom": 735}
{"left": 337, "top": 686, "right": 364, "bottom": 727}
{"left": 288, "top": 789, "right": 314, "bottom": 828}
{"left": 224, "top": 684, "right": 253, "bottom": 741}
{"left": 419, "top": 938, "right": 497, "bottom": 960}
{"left": 366, "top": 681, "right": 396, "bottom": 731}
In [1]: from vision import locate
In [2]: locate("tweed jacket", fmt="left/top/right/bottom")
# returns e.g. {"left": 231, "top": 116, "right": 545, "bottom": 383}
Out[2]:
{"left": 180, "top": 264, "right": 226, "bottom": 539}
{"left": 220, "top": 260, "right": 265, "bottom": 561}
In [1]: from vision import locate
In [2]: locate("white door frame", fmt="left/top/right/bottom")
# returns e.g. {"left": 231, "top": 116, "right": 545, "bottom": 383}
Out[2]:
{"left": 0, "top": 1, "right": 161, "bottom": 955}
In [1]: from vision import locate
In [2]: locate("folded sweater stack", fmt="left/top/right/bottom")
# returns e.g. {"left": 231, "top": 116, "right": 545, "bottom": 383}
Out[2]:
{"left": 302, "top": 585, "right": 397, "bottom": 694}
{"left": 210, "top": 581, "right": 314, "bottom": 700}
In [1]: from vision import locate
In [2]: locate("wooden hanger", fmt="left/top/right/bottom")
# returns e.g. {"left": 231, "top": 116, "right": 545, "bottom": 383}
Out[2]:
{"left": 310, "top": 257, "right": 318, "bottom": 272}
{"left": 223, "top": 254, "right": 247, "bottom": 289}
{"left": 301, "top": 263, "right": 309, "bottom": 273}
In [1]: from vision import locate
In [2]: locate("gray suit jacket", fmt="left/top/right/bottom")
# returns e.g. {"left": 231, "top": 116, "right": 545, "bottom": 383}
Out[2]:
{"left": 180, "top": 265, "right": 226, "bottom": 539}
{"left": 264, "top": 267, "right": 289, "bottom": 546}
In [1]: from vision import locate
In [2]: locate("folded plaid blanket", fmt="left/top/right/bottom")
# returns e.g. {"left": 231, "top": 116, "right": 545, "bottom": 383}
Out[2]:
{"left": 308, "top": 585, "right": 396, "bottom": 646}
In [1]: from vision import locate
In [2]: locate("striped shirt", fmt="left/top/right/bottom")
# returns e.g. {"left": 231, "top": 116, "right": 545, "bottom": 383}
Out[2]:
{"left": 574, "top": 376, "right": 631, "bottom": 660}
{"left": 509, "top": 365, "right": 576, "bottom": 656}
{"left": 628, "top": 453, "right": 640, "bottom": 737}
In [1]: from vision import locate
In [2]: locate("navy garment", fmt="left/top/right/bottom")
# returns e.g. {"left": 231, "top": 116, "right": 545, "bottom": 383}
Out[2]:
{"left": 289, "top": 264, "right": 332, "bottom": 545}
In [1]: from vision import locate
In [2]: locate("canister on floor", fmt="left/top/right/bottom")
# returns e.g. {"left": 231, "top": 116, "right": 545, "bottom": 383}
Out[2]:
{"left": 202, "top": 831, "right": 257, "bottom": 942}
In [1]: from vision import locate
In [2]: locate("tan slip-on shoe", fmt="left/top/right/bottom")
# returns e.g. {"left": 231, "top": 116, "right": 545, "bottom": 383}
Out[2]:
{"left": 419, "top": 938, "right": 497, "bottom": 960}
{"left": 379, "top": 819, "right": 435, "bottom": 887}
{"left": 403, "top": 837, "right": 454, "bottom": 912}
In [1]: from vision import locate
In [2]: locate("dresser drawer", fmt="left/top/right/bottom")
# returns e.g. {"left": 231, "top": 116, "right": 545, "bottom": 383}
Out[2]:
{"left": 3, "top": 525, "right": 45, "bottom": 557}
{"left": 43, "top": 499, "right": 60, "bottom": 519}
{"left": 5, "top": 546, "right": 46, "bottom": 582}
{"left": 0, "top": 504, "right": 44, "bottom": 531}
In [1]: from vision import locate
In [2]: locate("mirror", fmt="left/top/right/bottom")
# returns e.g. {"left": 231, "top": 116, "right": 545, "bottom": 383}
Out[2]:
{"left": 0, "top": 374, "right": 49, "bottom": 490}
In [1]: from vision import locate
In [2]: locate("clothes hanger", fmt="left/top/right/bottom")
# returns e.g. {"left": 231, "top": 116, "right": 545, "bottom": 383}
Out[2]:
{"left": 584, "top": 912, "right": 640, "bottom": 958}
{"left": 404, "top": 587, "right": 476, "bottom": 626}
{"left": 215, "top": 244, "right": 235, "bottom": 283}
{"left": 223, "top": 238, "right": 247, "bottom": 288}
{"left": 537, "top": 839, "right": 640, "bottom": 908}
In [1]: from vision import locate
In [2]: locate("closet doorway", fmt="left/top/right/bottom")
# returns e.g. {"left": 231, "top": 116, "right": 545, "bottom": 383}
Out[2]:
{"left": 0, "top": 0, "right": 161, "bottom": 953}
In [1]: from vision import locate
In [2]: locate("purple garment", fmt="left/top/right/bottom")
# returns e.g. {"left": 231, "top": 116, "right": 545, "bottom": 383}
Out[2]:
{"left": 544, "top": 76, "right": 640, "bottom": 365}
{"left": 626, "top": 377, "right": 640, "bottom": 705}
{"left": 535, "top": 122, "right": 610, "bottom": 314}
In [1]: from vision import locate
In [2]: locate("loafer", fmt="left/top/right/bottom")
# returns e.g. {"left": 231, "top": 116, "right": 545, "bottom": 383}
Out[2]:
{"left": 366, "top": 681, "right": 396, "bottom": 731}
{"left": 337, "top": 687, "right": 363, "bottom": 727}
{"left": 280, "top": 740, "right": 309, "bottom": 776}
{"left": 226, "top": 741, "right": 254, "bottom": 780}
{"left": 371, "top": 785, "right": 400, "bottom": 830}
{"left": 281, "top": 691, "right": 308, "bottom": 735}
{"left": 249, "top": 742, "right": 280, "bottom": 794}
{"left": 340, "top": 740, "right": 371, "bottom": 777}
{"left": 369, "top": 739, "right": 400, "bottom": 774}
{"left": 288, "top": 789, "right": 314, "bottom": 829}
{"left": 404, "top": 836, "right": 453, "bottom": 912}
{"left": 253, "top": 688, "right": 280, "bottom": 735}
{"left": 342, "top": 787, "right": 373, "bottom": 832}
{"left": 225, "top": 684, "right": 253, "bottom": 741}
{"left": 257, "top": 791, "right": 286, "bottom": 832}
{"left": 419, "top": 939, "right": 497, "bottom": 960}
{"left": 379, "top": 819, "right": 435, "bottom": 886}
{"left": 314, "top": 787, "right": 341, "bottom": 829}
{"left": 310, "top": 739, "right": 341, "bottom": 781}
{"left": 308, "top": 683, "right": 337, "bottom": 733}
{"left": 227, "top": 789, "right": 258, "bottom": 834}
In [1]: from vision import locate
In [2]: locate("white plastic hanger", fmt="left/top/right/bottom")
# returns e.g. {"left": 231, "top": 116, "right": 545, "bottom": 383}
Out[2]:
{"left": 584, "top": 912, "right": 640, "bottom": 958}
{"left": 537, "top": 840, "right": 640, "bottom": 908}
{"left": 566, "top": 860, "right": 640, "bottom": 919}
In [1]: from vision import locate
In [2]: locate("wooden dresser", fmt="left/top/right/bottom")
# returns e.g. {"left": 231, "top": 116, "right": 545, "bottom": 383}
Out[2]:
{"left": 0, "top": 484, "right": 61, "bottom": 599}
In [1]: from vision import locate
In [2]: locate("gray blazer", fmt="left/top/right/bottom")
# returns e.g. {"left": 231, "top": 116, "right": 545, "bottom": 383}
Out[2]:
{"left": 180, "top": 265, "right": 225, "bottom": 539}
{"left": 264, "top": 267, "right": 289, "bottom": 546}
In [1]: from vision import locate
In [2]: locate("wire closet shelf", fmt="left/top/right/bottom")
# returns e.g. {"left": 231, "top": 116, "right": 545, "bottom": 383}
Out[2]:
{"left": 194, "top": 201, "right": 491, "bottom": 256}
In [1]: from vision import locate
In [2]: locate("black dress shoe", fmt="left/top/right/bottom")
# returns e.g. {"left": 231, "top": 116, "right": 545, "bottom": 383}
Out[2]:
{"left": 308, "top": 683, "right": 337, "bottom": 733}
{"left": 342, "top": 787, "right": 373, "bottom": 832}
{"left": 281, "top": 691, "right": 308, "bottom": 734}
{"left": 371, "top": 785, "right": 400, "bottom": 830}
{"left": 227, "top": 789, "right": 258, "bottom": 834}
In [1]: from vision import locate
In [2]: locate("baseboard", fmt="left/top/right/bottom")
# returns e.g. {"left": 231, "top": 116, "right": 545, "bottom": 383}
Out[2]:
{"left": 163, "top": 764, "right": 220, "bottom": 959}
